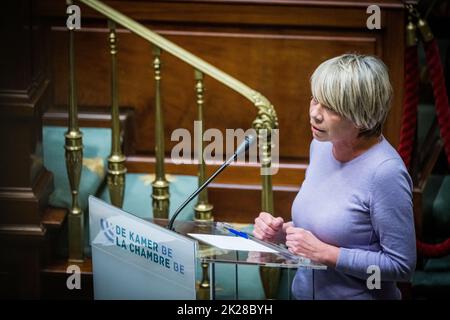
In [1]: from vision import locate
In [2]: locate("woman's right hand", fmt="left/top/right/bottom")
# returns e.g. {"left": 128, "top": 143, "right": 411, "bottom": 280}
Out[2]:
{"left": 253, "top": 212, "right": 288, "bottom": 243}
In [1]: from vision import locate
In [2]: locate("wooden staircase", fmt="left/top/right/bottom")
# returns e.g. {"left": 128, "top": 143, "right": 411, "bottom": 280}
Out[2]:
{"left": 41, "top": 207, "right": 94, "bottom": 300}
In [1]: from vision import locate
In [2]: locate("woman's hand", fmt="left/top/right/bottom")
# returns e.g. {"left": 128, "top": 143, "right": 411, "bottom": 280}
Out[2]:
{"left": 253, "top": 212, "right": 288, "bottom": 243}
{"left": 285, "top": 227, "right": 339, "bottom": 267}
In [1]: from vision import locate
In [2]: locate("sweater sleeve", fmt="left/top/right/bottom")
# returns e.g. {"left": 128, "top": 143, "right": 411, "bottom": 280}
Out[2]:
{"left": 335, "top": 159, "right": 417, "bottom": 282}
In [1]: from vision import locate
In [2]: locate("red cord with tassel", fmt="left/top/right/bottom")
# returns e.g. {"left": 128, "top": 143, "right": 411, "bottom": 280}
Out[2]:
{"left": 398, "top": 6, "right": 450, "bottom": 258}
{"left": 424, "top": 39, "right": 450, "bottom": 165}
{"left": 398, "top": 45, "right": 420, "bottom": 168}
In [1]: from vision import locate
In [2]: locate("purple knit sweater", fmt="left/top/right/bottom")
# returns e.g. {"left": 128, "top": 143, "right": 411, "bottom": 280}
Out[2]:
{"left": 291, "top": 137, "right": 416, "bottom": 300}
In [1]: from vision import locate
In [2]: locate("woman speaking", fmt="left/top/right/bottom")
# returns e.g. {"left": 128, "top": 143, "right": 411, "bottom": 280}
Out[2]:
{"left": 253, "top": 54, "right": 417, "bottom": 300}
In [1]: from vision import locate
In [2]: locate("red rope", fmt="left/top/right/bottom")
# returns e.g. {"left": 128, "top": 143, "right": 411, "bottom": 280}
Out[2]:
{"left": 424, "top": 39, "right": 450, "bottom": 165}
{"left": 417, "top": 238, "right": 450, "bottom": 258}
{"left": 416, "top": 40, "right": 450, "bottom": 258}
{"left": 397, "top": 16, "right": 450, "bottom": 258}
{"left": 398, "top": 45, "right": 420, "bottom": 169}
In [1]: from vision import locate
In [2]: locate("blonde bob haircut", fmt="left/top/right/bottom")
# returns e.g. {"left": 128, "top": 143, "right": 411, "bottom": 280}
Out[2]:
{"left": 310, "top": 54, "right": 393, "bottom": 138}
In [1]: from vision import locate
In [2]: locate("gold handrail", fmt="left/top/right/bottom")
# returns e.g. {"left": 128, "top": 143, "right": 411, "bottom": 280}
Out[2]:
{"left": 79, "top": 0, "right": 268, "bottom": 106}
{"left": 76, "top": 0, "right": 279, "bottom": 215}
{"left": 74, "top": 0, "right": 280, "bottom": 299}
{"left": 65, "top": 0, "right": 84, "bottom": 262}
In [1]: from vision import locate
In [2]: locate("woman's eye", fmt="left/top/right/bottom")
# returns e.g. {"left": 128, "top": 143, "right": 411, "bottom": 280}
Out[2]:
{"left": 311, "top": 97, "right": 319, "bottom": 104}
{"left": 324, "top": 106, "right": 338, "bottom": 115}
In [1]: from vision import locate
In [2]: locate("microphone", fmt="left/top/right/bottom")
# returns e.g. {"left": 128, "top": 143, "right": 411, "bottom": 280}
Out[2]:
{"left": 167, "top": 134, "right": 256, "bottom": 230}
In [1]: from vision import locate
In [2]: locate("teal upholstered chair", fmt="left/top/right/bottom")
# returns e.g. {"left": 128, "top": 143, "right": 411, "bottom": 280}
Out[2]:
{"left": 43, "top": 126, "right": 112, "bottom": 256}
{"left": 43, "top": 126, "right": 112, "bottom": 212}
{"left": 412, "top": 175, "right": 450, "bottom": 297}
{"left": 98, "top": 173, "right": 198, "bottom": 221}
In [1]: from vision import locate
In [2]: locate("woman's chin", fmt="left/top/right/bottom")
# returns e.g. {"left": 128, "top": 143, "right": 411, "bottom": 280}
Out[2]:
{"left": 312, "top": 132, "right": 328, "bottom": 141}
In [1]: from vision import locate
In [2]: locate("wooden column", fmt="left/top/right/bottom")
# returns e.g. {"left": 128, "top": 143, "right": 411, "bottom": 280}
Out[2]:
{"left": 0, "top": 0, "right": 53, "bottom": 298}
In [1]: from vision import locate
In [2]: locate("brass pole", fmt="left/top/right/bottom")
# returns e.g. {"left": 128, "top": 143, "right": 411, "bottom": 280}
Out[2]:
{"left": 194, "top": 70, "right": 213, "bottom": 221}
{"left": 252, "top": 94, "right": 279, "bottom": 299}
{"left": 65, "top": 0, "right": 84, "bottom": 262}
{"left": 195, "top": 262, "right": 211, "bottom": 300}
{"left": 107, "top": 20, "right": 126, "bottom": 207}
{"left": 259, "top": 129, "right": 274, "bottom": 214}
{"left": 258, "top": 129, "right": 279, "bottom": 299}
{"left": 151, "top": 46, "right": 170, "bottom": 218}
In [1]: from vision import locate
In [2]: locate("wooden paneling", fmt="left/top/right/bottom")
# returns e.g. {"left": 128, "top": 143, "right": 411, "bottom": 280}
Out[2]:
{"left": 41, "top": 258, "right": 93, "bottom": 300}
{"left": 37, "top": 0, "right": 403, "bottom": 28}
{"left": 126, "top": 155, "right": 305, "bottom": 220}
{"left": 0, "top": 0, "right": 408, "bottom": 299}
{"left": 34, "top": 0, "right": 406, "bottom": 224}
{"left": 209, "top": 184, "right": 299, "bottom": 223}
{"left": 0, "top": 0, "right": 54, "bottom": 299}
{"left": 125, "top": 156, "right": 306, "bottom": 186}
{"left": 39, "top": 0, "right": 404, "bottom": 160}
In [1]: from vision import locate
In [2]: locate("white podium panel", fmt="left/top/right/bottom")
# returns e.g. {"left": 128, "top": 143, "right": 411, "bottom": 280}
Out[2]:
{"left": 89, "top": 196, "right": 197, "bottom": 300}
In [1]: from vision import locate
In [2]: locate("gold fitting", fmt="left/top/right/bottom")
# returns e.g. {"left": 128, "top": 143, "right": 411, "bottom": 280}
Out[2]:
{"left": 194, "top": 202, "right": 214, "bottom": 222}
{"left": 406, "top": 20, "right": 418, "bottom": 47}
{"left": 417, "top": 18, "right": 434, "bottom": 42}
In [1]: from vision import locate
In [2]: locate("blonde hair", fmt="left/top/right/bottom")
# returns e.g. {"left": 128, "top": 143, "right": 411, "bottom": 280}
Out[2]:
{"left": 310, "top": 54, "right": 393, "bottom": 137}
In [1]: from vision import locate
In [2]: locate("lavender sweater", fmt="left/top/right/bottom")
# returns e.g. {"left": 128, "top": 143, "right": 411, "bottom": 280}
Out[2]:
{"left": 291, "top": 137, "right": 416, "bottom": 300}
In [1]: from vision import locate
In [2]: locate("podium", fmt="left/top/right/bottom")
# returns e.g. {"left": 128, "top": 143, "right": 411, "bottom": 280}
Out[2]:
{"left": 89, "top": 196, "right": 326, "bottom": 300}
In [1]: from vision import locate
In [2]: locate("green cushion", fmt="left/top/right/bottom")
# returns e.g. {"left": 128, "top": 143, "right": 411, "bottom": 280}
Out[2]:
{"left": 98, "top": 173, "right": 198, "bottom": 221}
{"left": 43, "top": 126, "right": 111, "bottom": 212}
{"left": 431, "top": 176, "right": 450, "bottom": 239}
{"left": 413, "top": 255, "right": 450, "bottom": 288}
{"left": 412, "top": 270, "right": 450, "bottom": 288}
{"left": 422, "top": 175, "right": 445, "bottom": 241}
{"left": 417, "top": 104, "right": 437, "bottom": 150}
{"left": 424, "top": 255, "right": 450, "bottom": 272}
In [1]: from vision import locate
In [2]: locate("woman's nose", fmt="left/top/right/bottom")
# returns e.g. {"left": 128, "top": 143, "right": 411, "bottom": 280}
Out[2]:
{"left": 310, "top": 104, "right": 323, "bottom": 122}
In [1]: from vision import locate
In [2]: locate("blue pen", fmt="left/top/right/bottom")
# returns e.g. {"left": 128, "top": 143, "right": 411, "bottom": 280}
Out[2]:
{"left": 216, "top": 222, "right": 248, "bottom": 238}
{"left": 216, "top": 222, "right": 250, "bottom": 239}
{"left": 227, "top": 227, "right": 249, "bottom": 239}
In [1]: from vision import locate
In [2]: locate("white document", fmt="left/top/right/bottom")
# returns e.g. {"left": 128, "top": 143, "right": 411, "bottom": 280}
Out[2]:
{"left": 188, "top": 233, "right": 277, "bottom": 253}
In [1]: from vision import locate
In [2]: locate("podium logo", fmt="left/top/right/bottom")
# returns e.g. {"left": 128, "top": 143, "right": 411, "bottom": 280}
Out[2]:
{"left": 100, "top": 218, "right": 115, "bottom": 243}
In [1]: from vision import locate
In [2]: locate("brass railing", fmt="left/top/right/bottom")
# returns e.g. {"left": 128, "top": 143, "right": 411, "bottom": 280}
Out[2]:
{"left": 106, "top": 20, "right": 127, "bottom": 209}
{"left": 65, "top": 0, "right": 279, "bottom": 296}
{"left": 151, "top": 46, "right": 170, "bottom": 218}
{"left": 193, "top": 70, "right": 214, "bottom": 221}
{"left": 65, "top": 5, "right": 84, "bottom": 261}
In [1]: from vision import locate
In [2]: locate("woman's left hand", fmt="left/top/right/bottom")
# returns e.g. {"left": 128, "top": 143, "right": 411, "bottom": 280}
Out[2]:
{"left": 285, "top": 227, "right": 339, "bottom": 267}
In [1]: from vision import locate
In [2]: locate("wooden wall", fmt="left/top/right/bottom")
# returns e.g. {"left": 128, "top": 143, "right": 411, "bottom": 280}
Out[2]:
{"left": 0, "top": 0, "right": 54, "bottom": 298}
{"left": 37, "top": 0, "right": 405, "bottom": 222}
